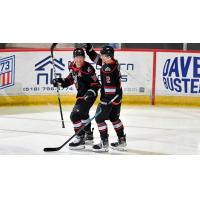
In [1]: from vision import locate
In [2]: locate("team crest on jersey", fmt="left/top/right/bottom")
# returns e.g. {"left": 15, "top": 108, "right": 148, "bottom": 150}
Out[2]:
{"left": 0, "top": 55, "right": 15, "bottom": 89}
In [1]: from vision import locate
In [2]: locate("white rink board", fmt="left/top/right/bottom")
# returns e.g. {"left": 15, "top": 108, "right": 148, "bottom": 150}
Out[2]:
{"left": 156, "top": 52, "right": 200, "bottom": 96}
{"left": 0, "top": 50, "right": 153, "bottom": 96}
{"left": 115, "top": 51, "right": 153, "bottom": 95}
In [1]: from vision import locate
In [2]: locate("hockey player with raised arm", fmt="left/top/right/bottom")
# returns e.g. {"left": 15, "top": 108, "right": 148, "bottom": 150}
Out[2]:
{"left": 84, "top": 44, "right": 127, "bottom": 152}
{"left": 52, "top": 48, "right": 100, "bottom": 150}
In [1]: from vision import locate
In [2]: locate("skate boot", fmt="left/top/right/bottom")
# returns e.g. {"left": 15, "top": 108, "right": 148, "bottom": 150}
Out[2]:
{"left": 110, "top": 136, "right": 127, "bottom": 151}
{"left": 92, "top": 138, "right": 109, "bottom": 152}
{"left": 69, "top": 135, "right": 85, "bottom": 150}
{"left": 84, "top": 128, "right": 94, "bottom": 145}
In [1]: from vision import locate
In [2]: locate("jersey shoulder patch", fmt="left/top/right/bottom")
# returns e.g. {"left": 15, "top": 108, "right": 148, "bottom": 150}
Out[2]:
{"left": 81, "top": 62, "right": 95, "bottom": 74}
{"left": 104, "top": 66, "right": 111, "bottom": 71}
{"left": 87, "top": 66, "right": 92, "bottom": 73}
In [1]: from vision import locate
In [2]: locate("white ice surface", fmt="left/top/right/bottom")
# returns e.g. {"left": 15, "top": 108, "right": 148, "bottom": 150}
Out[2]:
{"left": 0, "top": 105, "right": 200, "bottom": 155}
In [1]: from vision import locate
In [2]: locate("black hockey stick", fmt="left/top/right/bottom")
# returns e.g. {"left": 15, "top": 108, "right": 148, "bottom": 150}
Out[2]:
{"left": 50, "top": 43, "right": 65, "bottom": 128}
{"left": 43, "top": 106, "right": 102, "bottom": 152}
{"left": 43, "top": 95, "right": 119, "bottom": 152}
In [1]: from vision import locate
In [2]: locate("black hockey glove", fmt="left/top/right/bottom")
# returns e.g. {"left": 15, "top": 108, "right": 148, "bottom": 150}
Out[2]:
{"left": 52, "top": 78, "right": 65, "bottom": 87}
{"left": 84, "top": 90, "right": 96, "bottom": 102}
{"left": 82, "top": 43, "right": 93, "bottom": 52}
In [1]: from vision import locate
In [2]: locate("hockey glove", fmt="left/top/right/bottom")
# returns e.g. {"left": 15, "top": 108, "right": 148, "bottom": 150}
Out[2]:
{"left": 84, "top": 89, "right": 96, "bottom": 102}
{"left": 52, "top": 78, "right": 65, "bottom": 87}
{"left": 82, "top": 43, "right": 93, "bottom": 52}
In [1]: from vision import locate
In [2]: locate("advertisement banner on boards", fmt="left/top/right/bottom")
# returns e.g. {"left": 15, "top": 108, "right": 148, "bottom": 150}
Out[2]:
{"left": 0, "top": 50, "right": 153, "bottom": 96}
{"left": 156, "top": 52, "right": 200, "bottom": 96}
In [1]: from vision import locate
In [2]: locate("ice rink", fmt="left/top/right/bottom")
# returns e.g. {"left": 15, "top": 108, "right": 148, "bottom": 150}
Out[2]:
{"left": 0, "top": 105, "right": 200, "bottom": 155}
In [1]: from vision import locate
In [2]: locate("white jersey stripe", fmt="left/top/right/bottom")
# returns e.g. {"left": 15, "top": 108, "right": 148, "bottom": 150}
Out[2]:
{"left": 94, "top": 55, "right": 100, "bottom": 64}
{"left": 104, "top": 88, "right": 116, "bottom": 93}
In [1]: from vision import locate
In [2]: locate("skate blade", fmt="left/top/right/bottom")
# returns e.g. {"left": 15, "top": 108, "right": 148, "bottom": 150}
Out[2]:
{"left": 69, "top": 145, "right": 85, "bottom": 150}
{"left": 110, "top": 146, "right": 127, "bottom": 151}
{"left": 92, "top": 148, "right": 109, "bottom": 153}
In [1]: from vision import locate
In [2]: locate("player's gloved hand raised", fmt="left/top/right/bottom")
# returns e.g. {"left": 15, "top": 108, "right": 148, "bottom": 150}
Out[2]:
{"left": 52, "top": 78, "right": 65, "bottom": 87}
{"left": 84, "top": 90, "right": 96, "bottom": 102}
{"left": 82, "top": 43, "right": 93, "bottom": 52}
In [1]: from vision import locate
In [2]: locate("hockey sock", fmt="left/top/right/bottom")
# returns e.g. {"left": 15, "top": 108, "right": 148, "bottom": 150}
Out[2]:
{"left": 73, "top": 120, "right": 84, "bottom": 137}
{"left": 112, "top": 119, "right": 125, "bottom": 138}
{"left": 97, "top": 122, "right": 109, "bottom": 139}
{"left": 81, "top": 118, "right": 91, "bottom": 132}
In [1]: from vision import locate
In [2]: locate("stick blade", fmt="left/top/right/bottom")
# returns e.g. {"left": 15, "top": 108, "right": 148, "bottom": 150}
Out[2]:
{"left": 43, "top": 147, "right": 60, "bottom": 152}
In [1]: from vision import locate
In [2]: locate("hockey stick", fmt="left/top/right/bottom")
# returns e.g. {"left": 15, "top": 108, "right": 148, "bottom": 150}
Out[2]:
{"left": 43, "top": 95, "right": 119, "bottom": 152}
{"left": 50, "top": 43, "right": 65, "bottom": 128}
{"left": 43, "top": 107, "right": 102, "bottom": 152}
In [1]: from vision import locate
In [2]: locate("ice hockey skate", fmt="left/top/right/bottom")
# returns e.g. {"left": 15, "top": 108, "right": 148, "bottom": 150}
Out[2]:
{"left": 69, "top": 135, "right": 85, "bottom": 150}
{"left": 92, "top": 139, "right": 109, "bottom": 152}
{"left": 110, "top": 136, "right": 127, "bottom": 151}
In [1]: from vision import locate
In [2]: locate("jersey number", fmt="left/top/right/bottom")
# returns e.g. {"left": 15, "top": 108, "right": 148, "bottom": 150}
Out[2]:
{"left": 106, "top": 76, "right": 111, "bottom": 84}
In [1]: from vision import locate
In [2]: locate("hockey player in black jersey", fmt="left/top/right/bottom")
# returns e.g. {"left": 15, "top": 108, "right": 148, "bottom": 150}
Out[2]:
{"left": 84, "top": 44, "right": 127, "bottom": 152}
{"left": 52, "top": 48, "right": 100, "bottom": 150}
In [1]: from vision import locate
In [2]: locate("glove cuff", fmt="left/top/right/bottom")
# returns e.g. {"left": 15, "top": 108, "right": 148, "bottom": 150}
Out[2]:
{"left": 86, "top": 44, "right": 93, "bottom": 52}
{"left": 88, "top": 46, "right": 93, "bottom": 52}
{"left": 87, "top": 89, "right": 96, "bottom": 97}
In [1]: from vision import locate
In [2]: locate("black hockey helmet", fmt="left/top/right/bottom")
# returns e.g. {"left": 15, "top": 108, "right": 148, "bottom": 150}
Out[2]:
{"left": 100, "top": 45, "right": 114, "bottom": 57}
{"left": 73, "top": 48, "right": 85, "bottom": 58}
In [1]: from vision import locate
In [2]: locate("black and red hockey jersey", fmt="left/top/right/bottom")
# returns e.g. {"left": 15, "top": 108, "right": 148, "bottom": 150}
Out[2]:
{"left": 62, "top": 61, "right": 100, "bottom": 99}
{"left": 86, "top": 49, "right": 122, "bottom": 104}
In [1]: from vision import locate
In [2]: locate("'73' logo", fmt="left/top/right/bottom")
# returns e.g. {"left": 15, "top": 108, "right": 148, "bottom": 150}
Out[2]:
{"left": 0, "top": 60, "right": 11, "bottom": 73}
